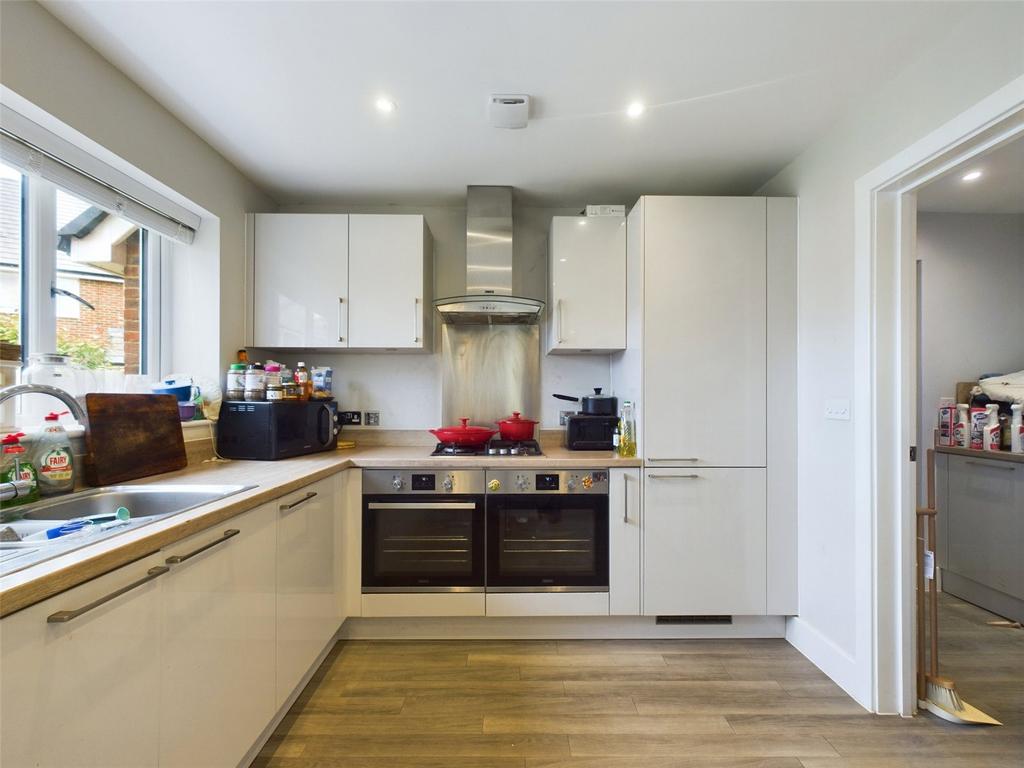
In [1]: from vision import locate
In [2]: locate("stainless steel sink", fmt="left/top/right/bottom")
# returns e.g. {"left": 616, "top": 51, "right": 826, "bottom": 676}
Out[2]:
{"left": 6, "top": 484, "right": 253, "bottom": 523}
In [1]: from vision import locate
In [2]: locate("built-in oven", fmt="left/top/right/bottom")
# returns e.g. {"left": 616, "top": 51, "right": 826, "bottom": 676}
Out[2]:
{"left": 362, "top": 470, "right": 485, "bottom": 593}
{"left": 485, "top": 469, "right": 609, "bottom": 592}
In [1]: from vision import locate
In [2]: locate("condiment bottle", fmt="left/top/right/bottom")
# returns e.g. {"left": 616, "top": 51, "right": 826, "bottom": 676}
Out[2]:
{"left": 265, "top": 364, "right": 284, "bottom": 402}
{"left": 295, "top": 362, "right": 312, "bottom": 400}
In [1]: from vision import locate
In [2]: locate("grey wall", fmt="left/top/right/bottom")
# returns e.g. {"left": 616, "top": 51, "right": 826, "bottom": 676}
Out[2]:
{"left": 258, "top": 203, "right": 614, "bottom": 429}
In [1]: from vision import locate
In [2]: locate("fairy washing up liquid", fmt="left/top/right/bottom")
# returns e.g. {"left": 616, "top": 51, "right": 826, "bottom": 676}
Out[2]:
{"left": 1, "top": 433, "right": 40, "bottom": 506}
{"left": 33, "top": 412, "right": 75, "bottom": 495}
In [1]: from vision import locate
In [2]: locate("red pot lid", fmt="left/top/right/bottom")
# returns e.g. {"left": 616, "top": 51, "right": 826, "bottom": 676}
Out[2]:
{"left": 500, "top": 411, "right": 538, "bottom": 425}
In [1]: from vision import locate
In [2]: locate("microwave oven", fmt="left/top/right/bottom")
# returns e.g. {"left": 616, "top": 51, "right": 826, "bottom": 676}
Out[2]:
{"left": 216, "top": 400, "right": 338, "bottom": 460}
{"left": 565, "top": 414, "right": 618, "bottom": 451}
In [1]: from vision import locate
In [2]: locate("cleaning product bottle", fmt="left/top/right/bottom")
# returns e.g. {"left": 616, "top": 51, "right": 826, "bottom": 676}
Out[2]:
{"left": 1011, "top": 404, "right": 1023, "bottom": 453}
{"left": 969, "top": 406, "right": 987, "bottom": 450}
{"left": 34, "top": 411, "right": 75, "bottom": 495}
{"left": 983, "top": 404, "right": 1001, "bottom": 452}
{"left": 936, "top": 397, "right": 956, "bottom": 447}
{"left": 1, "top": 433, "right": 39, "bottom": 507}
{"left": 618, "top": 401, "right": 636, "bottom": 458}
{"left": 953, "top": 404, "right": 970, "bottom": 448}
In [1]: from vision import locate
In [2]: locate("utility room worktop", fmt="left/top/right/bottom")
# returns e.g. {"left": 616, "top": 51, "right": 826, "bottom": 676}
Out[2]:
{"left": 0, "top": 442, "right": 637, "bottom": 618}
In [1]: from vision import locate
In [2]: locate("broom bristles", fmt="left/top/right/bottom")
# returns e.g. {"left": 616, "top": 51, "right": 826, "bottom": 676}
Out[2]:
{"left": 926, "top": 675, "right": 964, "bottom": 711}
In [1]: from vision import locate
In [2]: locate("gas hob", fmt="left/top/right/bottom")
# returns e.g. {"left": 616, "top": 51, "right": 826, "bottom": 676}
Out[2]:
{"left": 430, "top": 439, "right": 543, "bottom": 457}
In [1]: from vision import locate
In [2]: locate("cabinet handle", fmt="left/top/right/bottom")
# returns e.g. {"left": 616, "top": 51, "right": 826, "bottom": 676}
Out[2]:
{"left": 623, "top": 475, "right": 629, "bottom": 523}
{"left": 338, "top": 297, "right": 346, "bottom": 343}
{"left": 647, "top": 457, "right": 700, "bottom": 462}
{"left": 647, "top": 474, "right": 701, "bottom": 479}
{"left": 280, "top": 491, "right": 317, "bottom": 512}
{"left": 556, "top": 299, "right": 565, "bottom": 344}
{"left": 165, "top": 529, "right": 240, "bottom": 564}
{"left": 964, "top": 460, "right": 1016, "bottom": 471}
{"left": 47, "top": 565, "right": 169, "bottom": 623}
{"left": 413, "top": 297, "right": 420, "bottom": 344}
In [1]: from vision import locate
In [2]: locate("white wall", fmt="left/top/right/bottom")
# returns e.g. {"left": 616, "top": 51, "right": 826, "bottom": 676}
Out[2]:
{"left": 0, "top": 1, "right": 277, "bottom": 380}
{"left": 757, "top": 4, "right": 1024, "bottom": 707}
{"left": 917, "top": 212, "right": 1024, "bottom": 500}
{"left": 257, "top": 203, "right": 614, "bottom": 429}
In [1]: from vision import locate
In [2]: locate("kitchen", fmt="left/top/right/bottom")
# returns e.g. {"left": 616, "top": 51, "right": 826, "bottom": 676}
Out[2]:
{"left": 1, "top": 2, "right": 1023, "bottom": 767}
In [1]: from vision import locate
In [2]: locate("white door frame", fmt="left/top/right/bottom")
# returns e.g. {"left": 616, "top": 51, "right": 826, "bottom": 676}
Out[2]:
{"left": 853, "top": 75, "right": 1024, "bottom": 716}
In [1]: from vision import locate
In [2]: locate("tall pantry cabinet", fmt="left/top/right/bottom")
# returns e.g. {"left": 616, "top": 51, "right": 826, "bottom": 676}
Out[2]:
{"left": 611, "top": 196, "right": 797, "bottom": 617}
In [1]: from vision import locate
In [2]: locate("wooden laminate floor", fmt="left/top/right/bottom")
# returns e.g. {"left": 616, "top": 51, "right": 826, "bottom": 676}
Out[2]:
{"left": 254, "top": 594, "right": 1024, "bottom": 768}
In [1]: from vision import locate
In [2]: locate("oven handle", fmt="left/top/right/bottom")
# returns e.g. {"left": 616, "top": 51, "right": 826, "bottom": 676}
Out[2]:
{"left": 367, "top": 502, "right": 479, "bottom": 510}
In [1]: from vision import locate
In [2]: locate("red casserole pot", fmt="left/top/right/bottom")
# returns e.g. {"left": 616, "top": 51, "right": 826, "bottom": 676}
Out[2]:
{"left": 429, "top": 418, "right": 497, "bottom": 446}
{"left": 496, "top": 411, "right": 538, "bottom": 441}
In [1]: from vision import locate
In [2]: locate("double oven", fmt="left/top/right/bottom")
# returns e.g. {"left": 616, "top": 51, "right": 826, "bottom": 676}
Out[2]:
{"left": 362, "top": 469, "right": 609, "bottom": 594}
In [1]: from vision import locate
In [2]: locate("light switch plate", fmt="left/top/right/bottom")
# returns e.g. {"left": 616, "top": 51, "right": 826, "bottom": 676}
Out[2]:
{"left": 365, "top": 411, "right": 380, "bottom": 426}
{"left": 825, "top": 399, "right": 851, "bottom": 421}
{"left": 559, "top": 410, "right": 574, "bottom": 426}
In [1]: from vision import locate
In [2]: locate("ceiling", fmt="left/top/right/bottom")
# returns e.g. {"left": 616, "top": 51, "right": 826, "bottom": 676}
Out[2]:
{"left": 43, "top": 1, "right": 977, "bottom": 206}
{"left": 917, "top": 137, "right": 1024, "bottom": 214}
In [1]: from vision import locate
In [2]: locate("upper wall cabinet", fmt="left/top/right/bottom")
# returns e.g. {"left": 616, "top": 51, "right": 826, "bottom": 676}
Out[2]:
{"left": 548, "top": 215, "right": 626, "bottom": 354}
{"left": 248, "top": 213, "right": 433, "bottom": 351}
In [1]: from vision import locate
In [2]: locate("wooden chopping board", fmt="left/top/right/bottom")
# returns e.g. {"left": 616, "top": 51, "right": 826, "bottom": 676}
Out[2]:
{"left": 84, "top": 394, "right": 188, "bottom": 485}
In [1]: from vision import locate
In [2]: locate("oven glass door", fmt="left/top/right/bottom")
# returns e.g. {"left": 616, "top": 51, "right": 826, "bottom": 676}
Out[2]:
{"left": 487, "top": 494, "right": 609, "bottom": 590}
{"left": 362, "top": 495, "right": 485, "bottom": 591}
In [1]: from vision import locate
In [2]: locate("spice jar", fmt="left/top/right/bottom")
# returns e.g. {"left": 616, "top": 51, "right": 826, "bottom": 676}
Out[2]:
{"left": 226, "top": 363, "right": 246, "bottom": 400}
{"left": 244, "top": 362, "right": 266, "bottom": 401}
{"left": 282, "top": 381, "right": 301, "bottom": 400}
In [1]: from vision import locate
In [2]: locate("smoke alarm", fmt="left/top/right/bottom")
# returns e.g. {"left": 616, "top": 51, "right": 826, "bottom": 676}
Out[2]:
{"left": 488, "top": 94, "right": 530, "bottom": 129}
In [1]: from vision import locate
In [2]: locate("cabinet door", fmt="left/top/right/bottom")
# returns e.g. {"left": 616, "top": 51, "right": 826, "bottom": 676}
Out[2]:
{"left": 609, "top": 468, "right": 642, "bottom": 615}
{"left": 1, "top": 553, "right": 165, "bottom": 768}
{"left": 159, "top": 504, "right": 277, "bottom": 768}
{"left": 643, "top": 197, "right": 767, "bottom": 467}
{"left": 276, "top": 477, "right": 340, "bottom": 707}
{"left": 549, "top": 216, "right": 626, "bottom": 352}
{"left": 253, "top": 213, "right": 349, "bottom": 348}
{"left": 643, "top": 468, "right": 766, "bottom": 615}
{"left": 348, "top": 214, "right": 428, "bottom": 349}
{"left": 947, "top": 456, "right": 1022, "bottom": 598}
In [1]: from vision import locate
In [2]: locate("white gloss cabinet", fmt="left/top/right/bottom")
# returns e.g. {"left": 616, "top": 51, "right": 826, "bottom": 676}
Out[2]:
{"left": 0, "top": 552, "right": 166, "bottom": 768}
{"left": 348, "top": 214, "right": 433, "bottom": 350}
{"left": 548, "top": 215, "right": 626, "bottom": 353}
{"left": 276, "top": 477, "right": 340, "bottom": 707}
{"left": 158, "top": 503, "right": 277, "bottom": 768}
{"left": 609, "top": 467, "right": 642, "bottom": 615}
{"left": 642, "top": 197, "right": 767, "bottom": 468}
{"left": 251, "top": 213, "right": 349, "bottom": 348}
{"left": 643, "top": 468, "right": 767, "bottom": 616}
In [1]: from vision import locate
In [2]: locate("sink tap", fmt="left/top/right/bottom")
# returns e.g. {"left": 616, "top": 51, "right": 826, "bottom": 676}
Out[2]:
{"left": 0, "top": 383, "right": 88, "bottom": 426}
{"left": 0, "top": 479, "right": 33, "bottom": 503}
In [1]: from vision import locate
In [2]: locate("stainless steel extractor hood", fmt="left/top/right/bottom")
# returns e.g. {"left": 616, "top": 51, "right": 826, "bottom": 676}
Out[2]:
{"left": 433, "top": 185, "right": 544, "bottom": 324}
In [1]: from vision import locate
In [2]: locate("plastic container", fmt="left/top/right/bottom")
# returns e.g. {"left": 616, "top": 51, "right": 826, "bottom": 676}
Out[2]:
{"left": 265, "top": 364, "right": 283, "bottom": 390}
{"left": 33, "top": 412, "right": 75, "bottom": 495}
{"left": 244, "top": 363, "right": 266, "bottom": 402}
{"left": 1010, "top": 404, "right": 1023, "bottom": 453}
{"left": 311, "top": 366, "right": 333, "bottom": 400}
{"left": 225, "top": 363, "right": 246, "bottom": 400}
{"left": 20, "top": 353, "right": 90, "bottom": 426}
{"left": 618, "top": 401, "right": 636, "bottom": 457}
{"left": 1, "top": 432, "right": 39, "bottom": 507}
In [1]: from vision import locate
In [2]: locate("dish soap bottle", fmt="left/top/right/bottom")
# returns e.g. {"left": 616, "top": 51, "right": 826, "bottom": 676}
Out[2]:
{"left": 1, "top": 433, "right": 40, "bottom": 506}
{"left": 1010, "top": 404, "right": 1023, "bottom": 454}
{"left": 618, "top": 401, "right": 636, "bottom": 458}
{"left": 34, "top": 411, "right": 75, "bottom": 495}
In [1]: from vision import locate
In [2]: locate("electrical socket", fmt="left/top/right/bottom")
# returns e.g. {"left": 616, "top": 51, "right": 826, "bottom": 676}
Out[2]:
{"left": 365, "top": 411, "right": 380, "bottom": 426}
{"left": 559, "top": 410, "right": 574, "bottom": 426}
{"left": 339, "top": 410, "right": 361, "bottom": 425}
{"left": 825, "top": 399, "right": 851, "bottom": 421}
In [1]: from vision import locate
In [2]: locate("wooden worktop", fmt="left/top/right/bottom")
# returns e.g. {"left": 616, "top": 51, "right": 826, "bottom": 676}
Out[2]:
{"left": 934, "top": 445, "right": 1024, "bottom": 465}
{"left": 0, "top": 444, "right": 639, "bottom": 618}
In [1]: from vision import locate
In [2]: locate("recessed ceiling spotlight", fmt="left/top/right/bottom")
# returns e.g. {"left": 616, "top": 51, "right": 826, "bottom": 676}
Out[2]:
{"left": 626, "top": 101, "right": 645, "bottom": 119}
{"left": 961, "top": 170, "right": 983, "bottom": 182}
{"left": 375, "top": 97, "right": 397, "bottom": 114}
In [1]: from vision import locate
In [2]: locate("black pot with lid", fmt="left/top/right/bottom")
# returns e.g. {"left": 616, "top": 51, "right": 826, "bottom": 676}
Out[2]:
{"left": 553, "top": 387, "right": 618, "bottom": 416}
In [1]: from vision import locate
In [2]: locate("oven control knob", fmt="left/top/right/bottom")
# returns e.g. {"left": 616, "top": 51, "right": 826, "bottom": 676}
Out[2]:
{"left": 515, "top": 475, "right": 529, "bottom": 491}
{"left": 442, "top": 476, "right": 454, "bottom": 492}
{"left": 392, "top": 475, "right": 405, "bottom": 491}
{"left": 488, "top": 478, "right": 501, "bottom": 492}
{"left": 567, "top": 476, "right": 578, "bottom": 491}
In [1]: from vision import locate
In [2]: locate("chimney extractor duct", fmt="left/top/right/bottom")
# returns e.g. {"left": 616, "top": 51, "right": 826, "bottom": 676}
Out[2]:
{"left": 433, "top": 185, "right": 544, "bottom": 324}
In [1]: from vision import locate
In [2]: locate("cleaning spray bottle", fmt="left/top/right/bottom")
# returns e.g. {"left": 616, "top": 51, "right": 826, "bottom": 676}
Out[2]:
{"left": 1010, "top": 404, "right": 1023, "bottom": 454}
{"left": 953, "top": 404, "right": 970, "bottom": 448}
{"left": 969, "top": 406, "right": 987, "bottom": 450}
{"left": 936, "top": 397, "right": 956, "bottom": 447}
{"left": 983, "top": 404, "right": 1001, "bottom": 452}
{"left": 1, "top": 433, "right": 39, "bottom": 507}
{"left": 33, "top": 411, "right": 75, "bottom": 495}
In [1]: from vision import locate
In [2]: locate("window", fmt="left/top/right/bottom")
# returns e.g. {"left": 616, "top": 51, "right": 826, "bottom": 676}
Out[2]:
{"left": 0, "top": 160, "right": 160, "bottom": 376}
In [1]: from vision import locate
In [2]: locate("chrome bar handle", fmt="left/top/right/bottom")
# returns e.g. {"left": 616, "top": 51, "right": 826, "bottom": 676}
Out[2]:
{"left": 280, "top": 491, "right": 317, "bottom": 512}
{"left": 165, "top": 529, "right": 239, "bottom": 564}
{"left": 367, "top": 502, "right": 477, "bottom": 510}
{"left": 647, "top": 457, "right": 700, "bottom": 462}
{"left": 623, "top": 475, "right": 629, "bottom": 523}
{"left": 337, "top": 297, "right": 346, "bottom": 343}
{"left": 47, "top": 565, "right": 169, "bottom": 623}
{"left": 965, "top": 460, "right": 1016, "bottom": 470}
{"left": 647, "top": 474, "right": 701, "bottom": 479}
{"left": 413, "top": 297, "right": 420, "bottom": 343}
{"left": 556, "top": 299, "right": 564, "bottom": 344}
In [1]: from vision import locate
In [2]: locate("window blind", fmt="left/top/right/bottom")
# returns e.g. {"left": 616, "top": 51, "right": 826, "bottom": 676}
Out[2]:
{"left": 0, "top": 129, "right": 197, "bottom": 245}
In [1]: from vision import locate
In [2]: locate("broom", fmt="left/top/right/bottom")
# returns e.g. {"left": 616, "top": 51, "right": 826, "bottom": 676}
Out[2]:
{"left": 916, "top": 448, "right": 1000, "bottom": 725}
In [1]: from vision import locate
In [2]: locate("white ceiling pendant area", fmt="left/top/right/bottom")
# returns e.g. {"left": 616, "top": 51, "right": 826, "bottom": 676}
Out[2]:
{"left": 43, "top": 0, "right": 976, "bottom": 206}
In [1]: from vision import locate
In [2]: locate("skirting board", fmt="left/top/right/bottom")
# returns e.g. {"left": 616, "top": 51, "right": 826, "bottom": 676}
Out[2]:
{"left": 786, "top": 616, "right": 870, "bottom": 711}
{"left": 338, "top": 615, "right": 786, "bottom": 640}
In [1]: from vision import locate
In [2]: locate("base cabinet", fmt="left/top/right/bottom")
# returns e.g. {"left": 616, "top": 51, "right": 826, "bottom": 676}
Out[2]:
{"left": 609, "top": 468, "right": 641, "bottom": 615}
{"left": 158, "top": 504, "right": 277, "bottom": 768}
{"left": 643, "top": 468, "right": 767, "bottom": 616}
{"left": 0, "top": 553, "right": 166, "bottom": 768}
